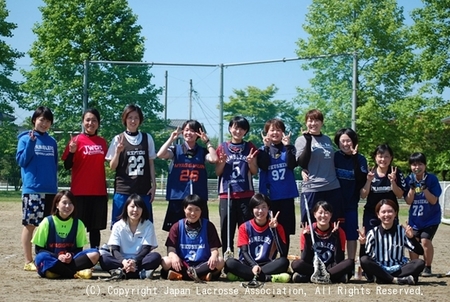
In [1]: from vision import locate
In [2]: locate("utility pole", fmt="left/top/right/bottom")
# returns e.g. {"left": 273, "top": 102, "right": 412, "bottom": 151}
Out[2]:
{"left": 189, "top": 79, "right": 193, "bottom": 120}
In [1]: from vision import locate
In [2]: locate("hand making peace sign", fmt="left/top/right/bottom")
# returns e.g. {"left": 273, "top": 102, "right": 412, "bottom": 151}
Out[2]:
{"left": 116, "top": 134, "right": 125, "bottom": 154}
{"left": 281, "top": 132, "right": 291, "bottom": 146}
{"left": 269, "top": 211, "right": 280, "bottom": 229}
{"left": 69, "top": 134, "right": 78, "bottom": 153}
{"left": 246, "top": 148, "right": 258, "bottom": 165}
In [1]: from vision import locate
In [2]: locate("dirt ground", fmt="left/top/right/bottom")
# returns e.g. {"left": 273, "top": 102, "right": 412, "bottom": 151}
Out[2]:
{"left": 0, "top": 200, "right": 449, "bottom": 302}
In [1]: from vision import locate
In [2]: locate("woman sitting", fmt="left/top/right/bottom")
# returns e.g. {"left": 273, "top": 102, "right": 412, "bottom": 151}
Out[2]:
{"left": 224, "top": 193, "right": 291, "bottom": 283}
{"left": 100, "top": 194, "right": 161, "bottom": 279}
{"left": 291, "top": 201, "right": 353, "bottom": 283}
{"left": 161, "top": 194, "right": 224, "bottom": 281}
{"left": 358, "top": 199, "right": 425, "bottom": 284}
{"left": 32, "top": 190, "right": 99, "bottom": 279}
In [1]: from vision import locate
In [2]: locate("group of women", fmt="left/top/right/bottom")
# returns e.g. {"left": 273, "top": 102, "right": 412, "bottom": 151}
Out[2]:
{"left": 17, "top": 105, "right": 442, "bottom": 284}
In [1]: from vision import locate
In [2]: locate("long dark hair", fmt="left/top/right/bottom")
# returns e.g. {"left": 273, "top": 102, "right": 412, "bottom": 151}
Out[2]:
{"left": 51, "top": 190, "right": 77, "bottom": 218}
{"left": 118, "top": 194, "right": 149, "bottom": 223}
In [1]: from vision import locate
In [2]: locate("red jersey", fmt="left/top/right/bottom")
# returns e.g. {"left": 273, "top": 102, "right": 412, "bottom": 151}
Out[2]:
{"left": 62, "top": 134, "right": 107, "bottom": 196}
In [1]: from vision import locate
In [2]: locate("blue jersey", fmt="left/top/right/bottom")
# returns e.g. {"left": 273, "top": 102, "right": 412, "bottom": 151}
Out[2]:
{"left": 334, "top": 151, "right": 368, "bottom": 211}
{"left": 407, "top": 172, "right": 442, "bottom": 229}
{"left": 45, "top": 216, "right": 78, "bottom": 254}
{"left": 258, "top": 147, "right": 298, "bottom": 200}
{"left": 218, "top": 142, "right": 254, "bottom": 195}
{"left": 239, "top": 220, "right": 275, "bottom": 264}
{"left": 166, "top": 144, "right": 208, "bottom": 201}
{"left": 177, "top": 218, "right": 211, "bottom": 265}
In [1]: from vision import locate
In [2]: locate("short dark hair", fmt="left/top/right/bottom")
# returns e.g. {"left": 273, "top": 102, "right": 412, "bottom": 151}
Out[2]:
{"left": 249, "top": 193, "right": 271, "bottom": 211}
{"left": 228, "top": 116, "right": 250, "bottom": 135}
{"left": 409, "top": 152, "right": 427, "bottom": 165}
{"left": 334, "top": 128, "right": 358, "bottom": 147}
{"left": 264, "top": 118, "right": 285, "bottom": 133}
{"left": 32, "top": 106, "right": 54, "bottom": 126}
{"left": 372, "top": 144, "right": 394, "bottom": 161}
{"left": 121, "top": 104, "right": 144, "bottom": 127}
{"left": 304, "top": 109, "right": 323, "bottom": 123}
{"left": 182, "top": 194, "right": 203, "bottom": 210}
{"left": 181, "top": 120, "right": 203, "bottom": 140}
{"left": 118, "top": 194, "right": 149, "bottom": 223}
{"left": 83, "top": 108, "right": 101, "bottom": 134}
{"left": 375, "top": 199, "right": 398, "bottom": 214}
{"left": 51, "top": 190, "right": 77, "bottom": 218}
{"left": 312, "top": 200, "right": 333, "bottom": 214}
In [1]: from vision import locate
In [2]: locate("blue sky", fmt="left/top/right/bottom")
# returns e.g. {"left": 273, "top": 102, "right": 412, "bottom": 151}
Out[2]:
{"left": 5, "top": 0, "right": 423, "bottom": 137}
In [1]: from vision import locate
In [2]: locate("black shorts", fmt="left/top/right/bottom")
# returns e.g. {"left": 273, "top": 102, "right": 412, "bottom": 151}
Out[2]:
{"left": 270, "top": 198, "right": 296, "bottom": 235}
{"left": 75, "top": 195, "right": 108, "bottom": 231}
{"left": 413, "top": 224, "right": 439, "bottom": 240}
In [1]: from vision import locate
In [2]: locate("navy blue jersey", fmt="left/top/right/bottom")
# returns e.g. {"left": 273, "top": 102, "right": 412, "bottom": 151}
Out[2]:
{"left": 258, "top": 146, "right": 299, "bottom": 200}
{"left": 334, "top": 151, "right": 368, "bottom": 211}
{"left": 166, "top": 144, "right": 208, "bottom": 201}
{"left": 177, "top": 218, "right": 211, "bottom": 265}
{"left": 45, "top": 216, "right": 78, "bottom": 254}
{"left": 218, "top": 142, "right": 255, "bottom": 195}
{"left": 407, "top": 172, "right": 442, "bottom": 230}
{"left": 239, "top": 220, "right": 277, "bottom": 264}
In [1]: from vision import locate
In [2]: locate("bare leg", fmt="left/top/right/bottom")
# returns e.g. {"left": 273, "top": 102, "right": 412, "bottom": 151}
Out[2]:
{"left": 422, "top": 238, "right": 433, "bottom": 266}
{"left": 22, "top": 225, "right": 35, "bottom": 263}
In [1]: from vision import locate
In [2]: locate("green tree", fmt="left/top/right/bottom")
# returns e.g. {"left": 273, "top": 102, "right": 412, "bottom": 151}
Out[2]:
{"left": 223, "top": 85, "right": 301, "bottom": 147}
{"left": 19, "top": 0, "right": 165, "bottom": 183}
{"left": 0, "top": 0, "right": 24, "bottom": 189}
{"left": 295, "top": 0, "right": 416, "bottom": 159}
{"left": 410, "top": 0, "right": 450, "bottom": 93}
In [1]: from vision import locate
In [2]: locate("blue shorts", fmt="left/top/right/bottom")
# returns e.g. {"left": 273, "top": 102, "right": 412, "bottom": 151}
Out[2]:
{"left": 22, "top": 193, "right": 55, "bottom": 226}
{"left": 342, "top": 210, "right": 358, "bottom": 240}
{"left": 111, "top": 193, "right": 153, "bottom": 227}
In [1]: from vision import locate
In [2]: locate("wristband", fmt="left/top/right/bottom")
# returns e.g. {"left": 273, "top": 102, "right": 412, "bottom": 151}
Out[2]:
{"left": 205, "top": 139, "right": 210, "bottom": 144}
{"left": 207, "top": 143, "right": 213, "bottom": 149}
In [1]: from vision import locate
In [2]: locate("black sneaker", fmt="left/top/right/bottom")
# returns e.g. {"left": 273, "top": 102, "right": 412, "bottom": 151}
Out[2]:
{"left": 397, "top": 275, "right": 415, "bottom": 285}
{"left": 292, "top": 272, "right": 309, "bottom": 283}
{"left": 421, "top": 267, "right": 432, "bottom": 277}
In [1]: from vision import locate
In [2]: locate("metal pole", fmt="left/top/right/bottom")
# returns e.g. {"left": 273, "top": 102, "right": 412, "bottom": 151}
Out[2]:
{"left": 83, "top": 60, "right": 89, "bottom": 112}
{"left": 189, "top": 79, "right": 192, "bottom": 120}
{"left": 352, "top": 52, "right": 358, "bottom": 131}
{"left": 164, "top": 70, "right": 168, "bottom": 122}
{"left": 219, "top": 64, "right": 224, "bottom": 144}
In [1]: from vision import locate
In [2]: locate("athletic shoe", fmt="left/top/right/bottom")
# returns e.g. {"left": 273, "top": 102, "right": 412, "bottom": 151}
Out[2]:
{"left": 397, "top": 275, "right": 415, "bottom": 285}
{"left": 74, "top": 269, "right": 93, "bottom": 279}
{"left": 44, "top": 270, "right": 60, "bottom": 279}
{"left": 292, "top": 272, "right": 309, "bottom": 283}
{"left": 200, "top": 273, "right": 212, "bottom": 282}
{"left": 227, "top": 272, "right": 245, "bottom": 281}
{"left": 167, "top": 270, "right": 183, "bottom": 281}
{"left": 446, "top": 270, "right": 450, "bottom": 277}
{"left": 139, "top": 269, "right": 155, "bottom": 279}
{"left": 108, "top": 268, "right": 125, "bottom": 280}
{"left": 421, "top": 267, "right": 432, "bottom": 277}
{"left": 24, "top": 261, "right": 37, "bottom": 271}
{"left": 271, "top": 273, "right": 291, "bottom": 283}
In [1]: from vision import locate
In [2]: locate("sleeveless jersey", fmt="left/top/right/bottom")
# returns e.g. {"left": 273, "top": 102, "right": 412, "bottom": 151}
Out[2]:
{"left": 239, "top": 220, "right": 275, "bottom": 263}
{"left": 218, "top": 142, "right": 254, "bottom": 195}
{"left": 258, "top": 147, "right": 298, "bottom": 200}
{"left": 115, "top": 133, "right": 151, "bottom": 195}
{"left": 45, "top": 216, "right": 78, "bottom": 254}
{"left": 166, "top": 144, "right": 208, "bottom": 201}
{"left": 177, "top": 218, "right": 211, "bottom": 265}
{"left": 407, "top": 172, "right": 442, "bottom": 229}
{"left": 304, "top": 223, "right": 344, "bottom": 266}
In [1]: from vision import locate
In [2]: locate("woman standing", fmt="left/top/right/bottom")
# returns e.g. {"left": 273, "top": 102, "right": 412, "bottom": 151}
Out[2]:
{"left": 100, "top": 194, "right": 161, "bottom": 279}
{"left": 61, "top": 108, "right": 108, "bottom": 248}
{"left": 16, "top": 106, "right": 58, "bottom": 271}
{"left": 404, "top": 152, "right": 442, "bottom": 277}
{"left": 257, "top": 118, "right": 298, "bottom": 251}
{"left": 295, "top": 109, "right": 343, "bottom": 224}
{"left": 333, "top": 128, "right": 368, "bottom": 260}
{"left": 216, "top": 116, "right": 258, "bottom": 255}
{"left": 358, "top": 199, "right": 425, "bottom": 285}
{"left": 106, "top": 104, "right": 157, "bottom": 225}
{"left": 360, "top": 144, "right": 407, "bottom": 233}
{"left": 32, "top": 190, "right": 99, "bottom": 279}
{"left": 157, "top": 120, "right": 217, "bottom": 231}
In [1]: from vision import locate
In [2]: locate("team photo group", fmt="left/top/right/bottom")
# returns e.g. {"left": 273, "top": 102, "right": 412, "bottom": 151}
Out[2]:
{"left": 17, "top": 104, "right": 446, "bottom": 287}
